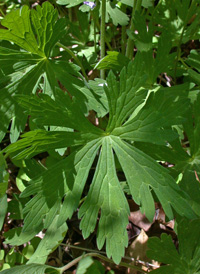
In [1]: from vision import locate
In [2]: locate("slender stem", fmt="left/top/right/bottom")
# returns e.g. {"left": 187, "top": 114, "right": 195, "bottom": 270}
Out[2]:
{"left": 100, "top": 0, "right": 106, "bottom": 79}
{"left": 68, "top": 7, "right": 73, "bottom": 21}
{"left": 0, "top": 7, "right": 5, "bottom": 17}
{"left": 126, "top": 0, "right": 142, "bottom": 59}
{"left": 61, "top": 244, "right": 159, "bottom": 269}
{"left": 92, "top": 11, "right": 97, "bottom": 53}
{"left": 95, "top": 19, "right": 112, "bottom": 50}
{"left": 121, "top": 4, "right": 127, "bottom": 55}
{"left": 179, "top": 57, "right": 190, "bottom": 69}
{"left": 56, "top": 42, "right": 88, "bottom": 82}
{"left": 59, "top": 252, "right": 148, "bottom": 273}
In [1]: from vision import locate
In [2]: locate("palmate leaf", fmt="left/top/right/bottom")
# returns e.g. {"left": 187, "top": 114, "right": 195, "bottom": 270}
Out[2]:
{"left": 5, "top": 61, "right": 196, "bottom": 264}
{"left": 134, "top": 93, "right": 200, "bottom": 216}
{"left": 0, "top": 2, "right": 85, "bottom": 142}
{"left": 111, "top": 137, "right": 195, "bottom": 221}
{"left": 19, "top": 139, "right": 102, "bottom": 232}
{"left": 147, "top": 217, "right": 200, "bottom": 273}
{"left": 111, "top": 84, "right": 189, "bottom": 145}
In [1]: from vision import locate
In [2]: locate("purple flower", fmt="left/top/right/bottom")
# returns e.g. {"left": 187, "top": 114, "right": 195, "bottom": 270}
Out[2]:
{"left": 83, "top": 1, "right": 96, "bottom": 9}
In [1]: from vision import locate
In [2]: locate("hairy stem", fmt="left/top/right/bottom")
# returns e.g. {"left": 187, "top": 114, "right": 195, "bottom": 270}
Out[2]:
{"left": 95, "top": 19, "right": 112, "bottom": 50}
{"left": 100, "top": 0, "right": 106, "bottom": 79}
{"left": 121, "top": 4, "right": 127, "bottom": 55}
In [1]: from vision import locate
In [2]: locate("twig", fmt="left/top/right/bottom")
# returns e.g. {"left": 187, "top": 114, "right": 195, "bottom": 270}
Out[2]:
{"left": 59, "top": 252, "right": 149, "bottom": 273}
{"left": 61, "top": 243, "right": 159, "bottom": 270}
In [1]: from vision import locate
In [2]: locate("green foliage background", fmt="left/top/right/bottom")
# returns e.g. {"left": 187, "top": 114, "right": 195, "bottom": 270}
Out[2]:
{"left": 0, "top": 0, "right": 200, "bottom": 273}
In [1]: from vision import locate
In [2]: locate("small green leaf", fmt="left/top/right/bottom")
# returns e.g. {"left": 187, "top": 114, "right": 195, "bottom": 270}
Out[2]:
{"left": 95, "top": 51, "right": 129, "bottom": 71}
{"left": 106, "top": 2, "right": 129, "bottom": 26}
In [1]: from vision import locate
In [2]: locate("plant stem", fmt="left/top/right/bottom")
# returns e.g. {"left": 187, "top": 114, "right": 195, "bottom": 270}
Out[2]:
{"left": 0, "top": 7, "right": 5, "bottom": 17}
{"left": 95, "top": 19, "right": 112, "bottom": 50}
{"left": 56, "top": 42, "right": 88, "bottom": 82}
{"left": 92, "top": 11, "right": 97, "bottom": 53}
{"left": 100, "top": 0, "right": 106, "bottom": 79}
{"left": 68, "top": 7, "right": 73, "bottom": 21}
{"left": 59, "top": 252, "right": 148, "bottom": 273}
{"left": 121, "top": 4, "right": 127, "bottom": 55}
{"left": 126, "top": 0, "right": 142, "bottom": 59}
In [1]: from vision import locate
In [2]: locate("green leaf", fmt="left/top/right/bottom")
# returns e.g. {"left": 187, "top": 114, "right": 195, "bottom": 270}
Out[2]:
{"left": 19, "top": 139, "right": 101, "bottom": 232}
{"left": 151, "top": 0, "right": 200, "bottom": 45}
{"left": 16, "top": 90, "right": 101, "bottom": 134}
{"left": 111, "top": 86, "right": 189, "bottom": 145}
{"left": 0, "top": 6, "right": 44, "bottom": 56}
{"left": 0, "top": 195, "right": 7, "bottom": 231}
{"left": 147, "top": 218, "right": 200, "bottom": 273}
{"left": 187, "top": 50, "right": 200, "bottom": 85}
{"left": 111, "top": 136, "right": 196, "bottom": 221}
{"left": 188, "top": 69, "right": 200, "bottom": 86}
{"left": 120, "top": 0, "right": 153, "bottom": 8}
{"left": 134, "top": 95, "right": 200, "bottom": 216}
{"left": 76, "top": 256, "right": 94, "bottom": 274}
{"left": 84, "top": 260, "right": 105, "bottom": 274}
{"left": 187, "top": 50, "right": 200, "bottom": 71}
{"left": 4, "top": 227, "right": 39, "bottom": 246}
{"left": 56, "top": 0, "right": 83, "bottom": 7}
{"left": 0, "top": 153, "right": 9, "bottom": 197}
{"left": 80, "top": 78, "right": 109, "bottom": 118}
{"left": 0, "top": 2, "right": 85, "bottom": 142}
{"left": 130, "top": 11, "right": 153, "bottom": 52}
{"left": 140, "top": 33, "right": 174, "bottom": 85}
{"left": 106, "top": 2, "right": 129, "bottom": 26}
{"left": 95, "top": 51, "right": 130, "bottom": 71}
{"left": 27, "top": 215, "right": 67, "bottom": 264}
{"left": 0, "top": 264, "right": 59, "bottom": 274}
{"left": 5, "top": 90, "right": 103, "bottom": 159}
{"left": 79, "top": 137, "right": 129, "bottom": 264}
{"left": 4, "top": 57, "right": 196, "bottom": 265}
{"left": 104, "top": 59, "right": 148, "bottom": 132}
